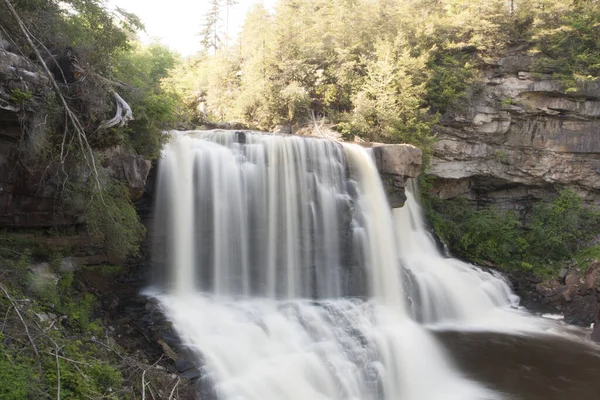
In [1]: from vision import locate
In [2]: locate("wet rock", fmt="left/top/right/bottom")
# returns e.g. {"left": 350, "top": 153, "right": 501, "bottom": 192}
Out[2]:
{"left": 517, "top": 263, "right": 600, "bottom": 327}
{"left": 592, "top": 323, "right": 600, "bottom": 343}
{"left": 175, "top": 356, "right": 202, "bottom": 380}
{"left": 564, "top": 295, "right": 599, "bottom": 326}
{"left": 372, "top": 144, "right": 422, "bottom": 207}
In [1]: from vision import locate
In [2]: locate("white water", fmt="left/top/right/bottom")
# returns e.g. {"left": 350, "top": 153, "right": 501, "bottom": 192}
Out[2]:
{"left": 396, "top": 182, "right": 519, "bottom": 324}
{"left": 151, "top": 130, "right": 534, "bottom": 400}
{"left": 395, "top": 183, "right": 567, "bottom": 334}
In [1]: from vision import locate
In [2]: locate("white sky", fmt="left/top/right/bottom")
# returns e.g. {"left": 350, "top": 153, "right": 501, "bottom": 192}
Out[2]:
{"left": 110, "top": 0, "right": 276, "bottom": 56}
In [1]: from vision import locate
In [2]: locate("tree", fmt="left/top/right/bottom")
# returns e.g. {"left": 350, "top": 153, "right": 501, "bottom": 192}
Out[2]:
{"left": 200, "top": 0, "right": 222, "bottom": 54}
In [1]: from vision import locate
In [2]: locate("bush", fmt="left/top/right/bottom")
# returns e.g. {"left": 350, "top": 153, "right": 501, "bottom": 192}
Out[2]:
{"left": 0, "top": 344, "right": 30, "bottom": 400}
{"left": 423, "top": 178, "right": 600, "bottom": 275}
{"left": 87, "top": 180, "right": 146, "bottom": 262}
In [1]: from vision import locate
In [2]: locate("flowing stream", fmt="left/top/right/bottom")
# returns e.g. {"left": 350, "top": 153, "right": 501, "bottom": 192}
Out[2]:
{"left": 150, "top": 130, "right": 591, "bottom": 400}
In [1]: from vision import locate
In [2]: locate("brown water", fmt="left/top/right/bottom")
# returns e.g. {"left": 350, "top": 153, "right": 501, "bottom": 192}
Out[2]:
{"left": 436, "top": 330, "right": 600, "bottom": 400}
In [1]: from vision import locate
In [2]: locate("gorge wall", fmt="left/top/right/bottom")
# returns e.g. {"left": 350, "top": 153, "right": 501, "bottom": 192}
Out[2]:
{"left": 430, "top": 52, "right": 600, "bottom": 210}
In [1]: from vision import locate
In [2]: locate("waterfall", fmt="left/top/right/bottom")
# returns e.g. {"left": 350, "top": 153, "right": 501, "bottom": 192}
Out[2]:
{"left": 395, "top": 181, "right": 520, "bottom": 325}
{"left": 151, "top": 130, "right": 505, "bottom": 400}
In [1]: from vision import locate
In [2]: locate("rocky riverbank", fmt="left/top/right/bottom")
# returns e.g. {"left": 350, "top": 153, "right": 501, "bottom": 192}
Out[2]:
{"left": 507, "top": 262, "right": 600, "bottom": 341}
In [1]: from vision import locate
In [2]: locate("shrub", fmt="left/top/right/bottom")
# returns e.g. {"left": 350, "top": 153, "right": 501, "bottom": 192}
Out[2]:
{"left": 86, "top": 180, "right": 146, "bottom": 262}
{"left": 422, "top": 178, "right": 600, "bottom": 275}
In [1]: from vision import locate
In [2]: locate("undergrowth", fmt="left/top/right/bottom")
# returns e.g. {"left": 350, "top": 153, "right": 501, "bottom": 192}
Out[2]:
{"left": 0, "top": 234, "right": 183, "bottom": 399}
{"left": 421, "top": 175, "right": 600, "bottom": 277}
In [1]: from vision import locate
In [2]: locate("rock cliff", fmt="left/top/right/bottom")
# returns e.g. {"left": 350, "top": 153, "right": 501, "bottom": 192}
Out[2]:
{"left": 0, "top": 46, "right": 151, "bottom": 229}
{"left": 430, "top": 53, "right": 600, "bottom": 210}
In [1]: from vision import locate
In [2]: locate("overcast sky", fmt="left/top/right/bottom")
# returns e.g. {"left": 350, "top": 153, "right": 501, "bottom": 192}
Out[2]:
{"left": 110, "top": 0, "right": 276, "bottom": 55}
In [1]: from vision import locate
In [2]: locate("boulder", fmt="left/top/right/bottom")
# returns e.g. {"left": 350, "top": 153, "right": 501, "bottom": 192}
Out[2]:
{"left": 564, "top": 295, "right": 599, "bottom": 326}
{"left": 372, "top": 144, "right": 423, "bottom": 178}
{"left": 372, "top": 144, "right": 423, "bottom": 208}
{"left": 529, "top": 263, "right": 600, "bottom": 327}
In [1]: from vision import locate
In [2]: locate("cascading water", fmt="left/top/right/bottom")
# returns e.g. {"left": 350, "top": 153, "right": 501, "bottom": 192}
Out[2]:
{"left": 395, "top": 183, "right": 559, "bottom": 333}
{"left": 151, "top": 130, "right": 506, "bottom": 400}
{"left": 396, "top": 181, "right": 519, "bottom": 325}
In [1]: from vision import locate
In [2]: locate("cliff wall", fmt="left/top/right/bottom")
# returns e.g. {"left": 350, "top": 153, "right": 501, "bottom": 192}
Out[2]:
{"left": 430, "top": 53, "right": 600, "bottom": 210}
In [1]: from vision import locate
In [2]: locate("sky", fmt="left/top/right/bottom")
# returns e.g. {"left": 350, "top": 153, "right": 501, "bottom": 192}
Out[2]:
{"left": 110, "top": 0, "right": 276, "bottom": 56}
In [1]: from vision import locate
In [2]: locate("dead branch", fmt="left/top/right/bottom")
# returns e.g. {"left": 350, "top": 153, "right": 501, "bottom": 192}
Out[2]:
{"left": 97, "top": 91, "right": 134, "bottom": 131}
{"left": 141, "top": 368, "right": 148, "bottom": 400}
{"left": 0, "top": 282, "right": 43, "bottom": 378}
{"left": 168, "top": 377, "right": 180, "bottom": 400}
{"left": 55, "top": 345, "right": 61, "bottom": 400}
{"left": 3, "top": 0, "right": 102, "bottom": 190}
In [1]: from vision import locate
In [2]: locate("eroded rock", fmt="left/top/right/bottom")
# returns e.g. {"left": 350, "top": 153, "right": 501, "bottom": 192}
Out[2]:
{"left": 0, "top": 48, "right": 153, "bottom": 228}
{"left": 372, "top": 144, "right": 423, "bottom": 207}
{"left": 430, "top": 51, "right": 600, "bottom": 210}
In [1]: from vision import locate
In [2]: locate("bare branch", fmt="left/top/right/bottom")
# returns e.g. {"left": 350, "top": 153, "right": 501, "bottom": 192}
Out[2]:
{"left": 0, "top": 282, "right": 43, "bottom": 378}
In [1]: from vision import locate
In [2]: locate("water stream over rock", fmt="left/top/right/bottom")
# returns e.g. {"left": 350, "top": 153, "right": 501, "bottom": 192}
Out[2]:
{"left": 149, "top": 131, "right": 598, "bottom": 400}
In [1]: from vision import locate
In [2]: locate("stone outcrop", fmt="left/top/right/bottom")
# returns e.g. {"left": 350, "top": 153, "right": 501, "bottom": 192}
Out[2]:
{"left": 102, "top": 146, "right": 152, "bottom": 201}
{"left": 430, "top": 52, "right": 600, "bottom": 210}
{"left": 508, "top": 261, "right": 600, "bottom": 338}
{"left": 0, "top": 45, "right": 49, "bottom": 113}
{"left": 372, "top": 144, "right": 423, "bottom": 207}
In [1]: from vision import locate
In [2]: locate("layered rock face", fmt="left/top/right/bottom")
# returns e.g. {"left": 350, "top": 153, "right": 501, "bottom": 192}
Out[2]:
{"left": 430, "top": 54, "right": 600, "bottom": 210}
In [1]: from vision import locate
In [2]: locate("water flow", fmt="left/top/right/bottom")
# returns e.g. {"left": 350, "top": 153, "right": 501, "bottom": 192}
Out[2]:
{"left": 152, "top": 131, "right": 500, "bottom": 400}
{"left": 395, "top": 181, "right": 518, "bottom": 324}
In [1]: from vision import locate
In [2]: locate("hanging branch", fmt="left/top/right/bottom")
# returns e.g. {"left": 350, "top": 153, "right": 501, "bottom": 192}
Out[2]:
{"left": 97, "top": 91, "right": 134, "bottom": 131}
{"left": 3, "top": 0, "right": 102, "bottom": 189}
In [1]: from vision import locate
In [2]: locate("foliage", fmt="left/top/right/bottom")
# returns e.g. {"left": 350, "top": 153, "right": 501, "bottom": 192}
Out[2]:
{"left": 0, "top": 238, "right": 188, "bottom": 398}
{"left": 9, "top": 88, "right": 33, "bottom": 104}
{"left": 2, "top": 1, "right": 184, "bottom": 259}
{"left": 86, "top": 179, "right": 146, "bottom": 262}
{"left": 165, "top": 0, "right": 599, "bottom": 164}
{"left": 114, "top": 42, "right": 180, "bottom": 158}
{"left": 532, "top": 1, "right": 600, "bottom": 90}
{"left": 426, "top": 50, "right": 477, "bottom": 112}
{"left": 576, "top": 245, "right": 600, "bottom": 272}
{"left": 0, "top": 247, "right": 124, "bottom": 398}
{"left": 422, "top": 176, "right": 600, "bottom": 275}
{"left": 0, "top": 343, "right": 30, "bottom": 400}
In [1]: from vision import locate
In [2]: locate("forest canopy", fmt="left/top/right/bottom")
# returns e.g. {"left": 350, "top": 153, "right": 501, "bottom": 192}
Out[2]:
{"left": 166, "top": 0, "right": 600, "bottom": 152}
